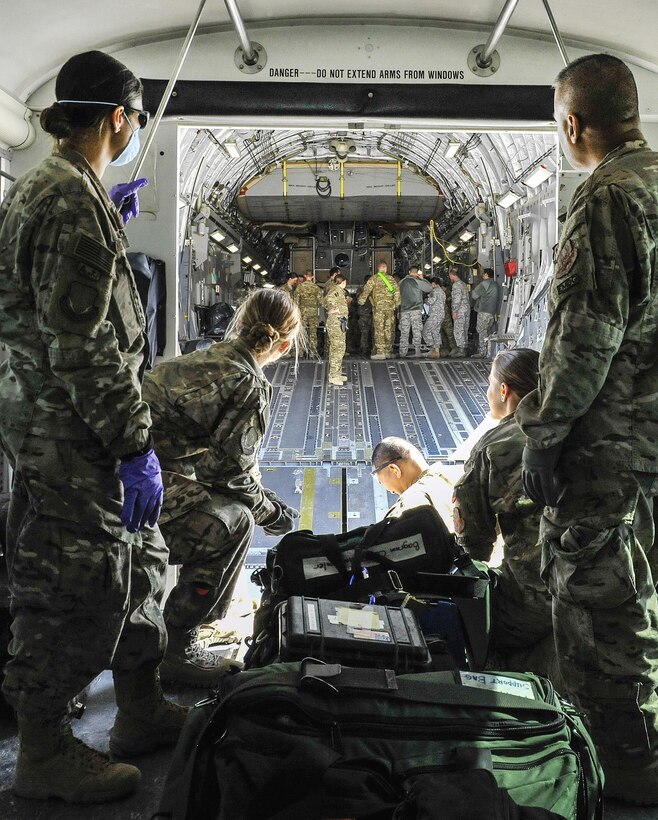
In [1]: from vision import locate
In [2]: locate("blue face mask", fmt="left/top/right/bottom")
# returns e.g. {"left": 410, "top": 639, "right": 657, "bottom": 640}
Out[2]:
{"left": 110, "top": 114, "right": 140, "bottom": 166}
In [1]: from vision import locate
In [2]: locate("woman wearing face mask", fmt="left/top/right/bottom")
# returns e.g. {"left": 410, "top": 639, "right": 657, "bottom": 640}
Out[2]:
{"left": 0, "top": 51, "right": 185, "bottom": 805}
{"left": 452, "top": 349, "right": 556, "bottom": 681}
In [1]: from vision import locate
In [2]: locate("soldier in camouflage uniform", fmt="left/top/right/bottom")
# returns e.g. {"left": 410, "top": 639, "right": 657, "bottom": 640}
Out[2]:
{"left": 356, "top": 275, "right": 374, "bottom": 355}
{"left": 294, "top": 269, "right": 322, "bottom": 357}
{"left": 0, "top": 51, "right": 187, "bottom": 804}
{"left": 471, "top": 268, "right": 502, "bottom": 357}
{"left": 357, "top": 261, "right": 400, "bottom": 359}
{"left": 517, "top": 55, "right": 658, "bottom": 804}
{"left": 398, "top": 265, "right": 432, "bottom": 357}
{"left": 278, "top": 273, "right": 297, "bottom": 299}
{"left": 440, "top": 281, "right": 458, "bottom": 354}
{"left": 143, "top": 289, "right": 301, "bottom": 686}
{"left": 323, "top": 273, "right": 349, "bottom": 386}
{"left": 422, "top": 278, "right": 446, "bottom": 357}
{"left": 448, "top": 269, "right": 470, "bottom": 357}
{"left": 452, "top": 350, "right": 556, "bottom": 679}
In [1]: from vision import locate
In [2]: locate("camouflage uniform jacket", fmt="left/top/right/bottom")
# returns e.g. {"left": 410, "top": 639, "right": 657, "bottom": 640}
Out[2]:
{"left": 323, "top": 284, "right": 349, "bottom": 319}
{"left": 278, "top": 283, "right": 295, "bottom": 299}
{"left": 142, "top": 338, "right": 276, "bottom": 525}
{"left": 295, "top": 280, "right": 322, "bottom": 311}
{"left": 452, "top": 413, "right": 543, "bottom": 592}
{"left": 426, "top": 286, "right": 446, "bottom": 323}
{"left": 517, "top": 141, "right": 658, "bottom": 477}
{"left": 357, "top": 272, "right": 401, "bottom": 312}
{"left": 0, "top": 148, "right": 150, "bottom": 534}
{"left": 386, "top": 464, "right": 455, "bottom": 532}
{"left": 451, "top": 279, "right": 469, "bottom": 313}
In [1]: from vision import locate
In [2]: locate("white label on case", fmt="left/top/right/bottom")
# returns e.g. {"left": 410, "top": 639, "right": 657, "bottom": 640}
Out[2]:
{"left": 302, "top": 535, "right": 427, "bottom": 580}
{"left": 306, "top": 601, "right": 318, "bottom": 632}
{"left": 459, "top": 672, "right": 536, "bottom": 700}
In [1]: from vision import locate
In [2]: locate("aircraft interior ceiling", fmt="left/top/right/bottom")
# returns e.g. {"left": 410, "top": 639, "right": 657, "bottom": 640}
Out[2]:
{"left": 179, "top": 126, "right": 557, "bottom": 232}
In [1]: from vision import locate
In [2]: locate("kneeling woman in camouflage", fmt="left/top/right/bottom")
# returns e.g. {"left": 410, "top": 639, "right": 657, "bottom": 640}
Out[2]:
{"left": 143, "top": 289, "right": 301, "bottom": 685}
{"left": 324, "top": 272, "right": 349, "bottom": 386}
{"left": 452, "top": 349, "right": 555, "bottom": 679}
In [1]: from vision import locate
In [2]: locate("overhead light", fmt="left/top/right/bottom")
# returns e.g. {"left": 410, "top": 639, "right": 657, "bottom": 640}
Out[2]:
{"left": 524, "top": 164, "right": 553, "bottom": 188}
{"left": 444, "top": 141, "right": 461, "bottom": 159}
{"left": 497, "top": 190, "right": 521, "bottom": 208}
{"left": 242, "top": 256, "right": 252, "bottom": 264}
{"left": 432, "top": 255, "right": 441, "bottom": 263}
{"left": 260, "top": 270, "right": 268, "bottom": 276}
{"left": 424, "top": 263, "right": 431, "bottom": 270}
{"left": 263, "top": 282, "right": 275, "bottom": 289}
{"left": 223, "top": 139, "right": 241, "bottom": 158}
{"left": 210, "top": 230, "right": 225, "bottom": 243}
{"left": 252, "top": 263, "right": 261, "bottom": 270}
{"left": 446, "top": 244, "right": 457, "bottom": 253}
{"left": 459, "top": 230, "right": 475, "bottom": 242}
{"left": 225, "top": 243, "right": 239, "bottom": 253}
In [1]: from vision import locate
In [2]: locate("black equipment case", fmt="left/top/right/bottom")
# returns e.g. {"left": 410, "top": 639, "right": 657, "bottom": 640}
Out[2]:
{"left": 279, "top": 596, "right": 431, "bottom": 672}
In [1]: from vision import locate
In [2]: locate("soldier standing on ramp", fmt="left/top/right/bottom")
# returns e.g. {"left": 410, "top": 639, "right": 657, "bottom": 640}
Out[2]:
{"left": 294, "top": 269, "right": 322, "bottom": 358}
{"left": 358, "top": 260, "right": 400, "bottom": 359}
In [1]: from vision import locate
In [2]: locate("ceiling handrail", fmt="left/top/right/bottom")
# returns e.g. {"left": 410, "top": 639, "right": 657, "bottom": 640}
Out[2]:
{"left": 541, "top": 0, "right": 570, "bottom": 66}
{"left": 130, "top": 0, "right": 208, "bottom": 181}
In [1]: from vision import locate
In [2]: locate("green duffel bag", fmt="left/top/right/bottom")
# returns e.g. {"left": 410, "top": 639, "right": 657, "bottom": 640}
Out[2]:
{"left": 156, "top": 660, "right": 604, "bottom": 820}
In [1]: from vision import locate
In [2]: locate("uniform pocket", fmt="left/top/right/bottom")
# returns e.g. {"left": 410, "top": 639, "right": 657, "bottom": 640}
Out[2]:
{"left": 107, "top": 261, "right": 145, "bottom": 350}
{"left": 542, "top": 523, "right": 637, "bottom": 609}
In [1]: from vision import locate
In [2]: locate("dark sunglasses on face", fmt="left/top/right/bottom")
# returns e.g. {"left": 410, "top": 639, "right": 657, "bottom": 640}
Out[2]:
{"left": 124, "top": 106, "right": 150, "bottom": 130}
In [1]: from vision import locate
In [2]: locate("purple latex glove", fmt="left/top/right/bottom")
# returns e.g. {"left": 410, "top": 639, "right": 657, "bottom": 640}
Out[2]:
{"left": 119, "top": 448, "right": 164, "bottom": 532}
{"left": 109, "top": 178, "right": 149, "bottom": 225}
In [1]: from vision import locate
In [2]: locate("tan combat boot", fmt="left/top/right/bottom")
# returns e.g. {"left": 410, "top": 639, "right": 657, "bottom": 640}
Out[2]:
{"left": 159, "top": 626, "right": 243, "bottom": 687}
{"left": 14, "top": 715, "right": 140, "bottom": 803}
{"left": 429, "top": 348, "right": 441, "bottom": 358}
{"left": 109, "top": 667, "right": 191, "bottom": 759}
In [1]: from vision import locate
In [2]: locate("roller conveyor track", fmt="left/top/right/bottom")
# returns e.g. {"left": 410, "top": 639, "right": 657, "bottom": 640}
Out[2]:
{"left": 248, "top": 357, "right": 490, "bottom": 565}
{"left": 261, "top": 357, "right": 490, "bottom": 464}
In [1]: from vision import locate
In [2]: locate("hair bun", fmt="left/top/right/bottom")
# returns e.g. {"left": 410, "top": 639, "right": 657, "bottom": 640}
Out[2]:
{"left": 40, "top": 103, "right": 74, "bottom": 139}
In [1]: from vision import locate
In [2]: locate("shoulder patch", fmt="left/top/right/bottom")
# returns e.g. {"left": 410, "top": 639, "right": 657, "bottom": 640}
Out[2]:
{"left": 554, "top": 239, "right": 578, "bottom": 279}
{"left": 67, "top": 233, "right": 115, "bottom": 277}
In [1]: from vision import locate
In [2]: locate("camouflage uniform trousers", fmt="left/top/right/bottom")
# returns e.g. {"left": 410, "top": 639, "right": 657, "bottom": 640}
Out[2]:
{"left": 398, "top": 309, "right": 424, "bottom": 356}
{"left": 476, "top": 312, "right": 495, "bottom": 356}
{"left": 453, "top": 308, "right": 470, "bottom": 349}
{"left": 486, "top": 565, "right": 559, "bottom": 686}
{"left": 372, "top": 307, "right": 396, "bottom": 356}
{"left": 441, "top": 314, "right": 456, "bottom": 352}
{"left": 539, "top": 466, "right": 658, "bottom": 756}
{"left": 2, "top": 475, "right": 168, "bottom": 721}
{"left": 359, "top": 315, "right": 373, "bottom": 355}
{"left": 423, "top": 315, "right": 442, "bottom": 349}
{"left": 301, "top": 307, "right": 319, "bottom": 357}
{"left": 159, "top": 491, "right": 254, "bottom": 631}
{"left": 326, "top": 316, "right": 346, "bottom": 380}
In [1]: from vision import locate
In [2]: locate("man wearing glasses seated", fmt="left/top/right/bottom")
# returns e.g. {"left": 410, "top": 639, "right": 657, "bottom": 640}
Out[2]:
{"left": 371, "top": 437, "right": 455, "bottom": 530}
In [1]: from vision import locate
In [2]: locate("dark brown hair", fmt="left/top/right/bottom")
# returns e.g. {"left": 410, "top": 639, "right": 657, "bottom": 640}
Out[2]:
{"left": 491, "top": 348, "right": 539, "bottom": 399}
{"left": 40, "top": 50, "right": 142, "bottom": 139}
{"left": 554, "top": 54, "right": 639, "bottom": 130}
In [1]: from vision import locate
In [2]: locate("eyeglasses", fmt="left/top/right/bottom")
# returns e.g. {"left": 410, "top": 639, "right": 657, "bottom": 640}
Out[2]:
{"left": 124, "top": 106, "right": 150, "bottom": 130}
{"left": 370, "top": 458, "right": 400, "bottom": 477}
